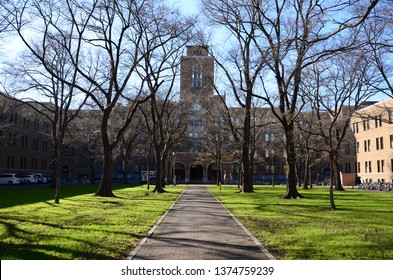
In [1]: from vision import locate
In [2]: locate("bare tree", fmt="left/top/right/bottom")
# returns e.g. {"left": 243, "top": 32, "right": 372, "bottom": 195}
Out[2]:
{"left": 136, "top": 4, "right": 196, "bottom": 193}
{"left": 3, "top": 0, "right": 90, "bottom": 203}
{"left": 7, "top": 0, "right": 195, "bottom": 197}
{"left": 115, "top": 108, "right": 142, "bottom": 185}
{"left": 67, "top": 109, "right": 102, "bottom": 185}
{"left": 246, "top": 0, "right": 379, "bottom": 198}
{"left": 294, "top": 110, "right": 325, "bottom": 190}
{"left": 201, "top": 0, "right": 267, "bottom": 192}
{"left": 363, "top": 0, "right": 393, "bottom": 98}
{"left": 305, "top": 50, "right": 379, "bottom": 210}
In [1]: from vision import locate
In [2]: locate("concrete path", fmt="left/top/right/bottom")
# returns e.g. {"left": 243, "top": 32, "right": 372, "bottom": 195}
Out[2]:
{"left": 128, "top": 185, "right": 275, "bottom": 260}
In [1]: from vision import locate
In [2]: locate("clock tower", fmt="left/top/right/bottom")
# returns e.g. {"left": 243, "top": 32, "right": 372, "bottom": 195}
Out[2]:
{"left": 180, "top": 45, "right": 214, "bottom": 104}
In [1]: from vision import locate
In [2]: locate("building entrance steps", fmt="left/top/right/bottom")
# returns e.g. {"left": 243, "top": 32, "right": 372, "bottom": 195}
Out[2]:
{"left": 128, "top": 185, "right": 275, "bottom": 260}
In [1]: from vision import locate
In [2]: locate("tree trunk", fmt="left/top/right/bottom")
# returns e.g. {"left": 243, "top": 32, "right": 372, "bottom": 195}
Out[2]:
{"left": 122, "top": 159, "right": 129, "bottom": 185}
{"left": 95, "top": 148, "right": 115, "bottom": 197}
{"left": 53, "top": 138, "right": 61, "bottom": 204}
{"left": 283, "top": 126, "right": 304, "bottom": 198}
{"left": 303, "top": 156, "right": 310, "bottom": 190}
{"left": 242, "top": 146, "right": 253, "bottom": 192}
{"left": 329, "top": 160, "right": 337, "bottom": 210}
{"left": 90, "top": 156, "right": 96, "bottom": 185}
{"left": 152, "top": 157, "right": 166, "bottom": 193}
{"left": 334, "top": 159, "right": 345, "bottom": 191}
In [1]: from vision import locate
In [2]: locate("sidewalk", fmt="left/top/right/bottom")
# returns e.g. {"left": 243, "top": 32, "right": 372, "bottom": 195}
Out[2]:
{"left": 128, "top": 185, "right": 275, "bottom": 260}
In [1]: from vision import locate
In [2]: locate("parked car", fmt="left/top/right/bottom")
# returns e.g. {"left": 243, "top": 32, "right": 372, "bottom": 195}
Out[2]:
{"left": 18, "top": 173, "right": 38, "bottom": 184}
{"left": 34, "top": 173, "right": 48, "bottom": 183}
{"left": 0, "top": 173, "right": 20, "bottom": 185}
{"left": 19, "top": 174, "right": 37, "bottom": 184}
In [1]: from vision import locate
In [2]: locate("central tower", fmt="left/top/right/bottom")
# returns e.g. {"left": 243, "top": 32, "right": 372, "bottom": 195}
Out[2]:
{"left": 180, "top": 45, "right": 214, "bottom": 104}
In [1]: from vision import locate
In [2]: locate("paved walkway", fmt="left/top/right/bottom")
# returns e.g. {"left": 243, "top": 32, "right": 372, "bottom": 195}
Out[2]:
{"left": 128, "top": 185, "right": 275, "bottom": 260}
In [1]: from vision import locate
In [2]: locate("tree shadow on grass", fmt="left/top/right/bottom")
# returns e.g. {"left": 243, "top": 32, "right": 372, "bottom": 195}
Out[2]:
{"left": 0, "top": 218, "right": 142, "bottom": 260}
{"left": 0, "top": 184, "right": 143, "bottom": 209}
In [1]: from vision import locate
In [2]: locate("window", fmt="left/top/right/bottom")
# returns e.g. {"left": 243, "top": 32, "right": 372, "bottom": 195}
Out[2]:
{"left": 21, "top": 136, "right": 28, "bottom": 149}
{"left": 365, "top": 161, "right": 372, "bottom": 173}
{"left": 376, "top": 137, "right": 384, "bottom": 150}
{"left": 265, "top": 133, "right": 275, "bottom": 142}
{"left": 356, "top": 142, "right": 359, "bottom": 153}
{"left": 344, "top": 144, "right": 351, "bottom": 155}
{"left": 390, "top": 135, "right": 393, "bottom": 149}
{"left": 364, "top": 139, "right": 371, "bottom": 152}
{"left": 345, "top": 163, "right": 351, "bottom": 173}
{"left": 7, "top": 156, "right": 15, "bottom": 169}
{"left": 374, "top": 114, "right": 383, "bottom": 128}
{"left": 191, "top": 64, "right": 203, "bottom": 88}
{"left": 363, "top": 118, "right": 370, "bottom": 131}
{"left": 23, "top": 118, "right": 30, "bottom": 127}
{"left": 20, "top": 157, "right": 27, "bottom": 169}
{"left": 31, "top": 158, "right": 38, "bottom": 170}
{"left": 353, "top": 122, "right": 359, "bottom": 133}
{"left": 33, "top": 139, "right": 39, "bottom": 150}
{"left": 377, "top": 160, "right": 385, "bottom": 173}
{"left": 8, "top": 133, "right": 16, "bottom": 147}
{"left": 355, "top": 162, "right": 360, "bottom": 173}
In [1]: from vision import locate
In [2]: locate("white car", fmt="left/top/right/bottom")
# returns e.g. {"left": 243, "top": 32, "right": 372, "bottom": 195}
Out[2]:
{"left": 0, "top": 173, "right": 20, "bottom": 185}
{"left": 19, "top": 174, "right": 37, "bottom": 184}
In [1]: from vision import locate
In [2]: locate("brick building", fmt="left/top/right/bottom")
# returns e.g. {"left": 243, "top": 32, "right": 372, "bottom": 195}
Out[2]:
{"left": 0, "top": 95, "right": 52, "bottom": 176}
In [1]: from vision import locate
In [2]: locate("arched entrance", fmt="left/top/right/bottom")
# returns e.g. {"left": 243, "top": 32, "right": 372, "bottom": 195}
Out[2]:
{"left": 189, "top": 162, "right": 204, "bottom": 182}
{"left": 207, "top": 163, "right": 219, "bottom": 181}
{"left": 61, "top": 165, "right": 71, "bottom": 183}
{"left": 172, "top": 162, "right": 186, "bottom": 182}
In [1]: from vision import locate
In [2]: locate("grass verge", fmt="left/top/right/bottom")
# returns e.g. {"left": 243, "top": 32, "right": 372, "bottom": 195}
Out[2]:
{"left": 209, "top": 185, "right": 393, "bottom": 260}
{"left": 0, "top": 184, "right": 184, "bottom": 259}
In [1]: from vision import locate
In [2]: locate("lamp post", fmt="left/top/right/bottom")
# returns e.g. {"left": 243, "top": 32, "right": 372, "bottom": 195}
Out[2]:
{"left": 172, "top": 152, "right": 176, "bottom": 186}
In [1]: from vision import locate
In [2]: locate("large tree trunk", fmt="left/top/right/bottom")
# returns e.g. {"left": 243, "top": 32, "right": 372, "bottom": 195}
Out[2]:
{"left": 283, "top": 125, "right": 304, "bottom": 199}
{"left": 95, "top": 148, "right": 115, "bottom": 197}
{"left": 153, "top": 158, "right": 166, "bottom": 193}
{"left": 242, "top": 98, "right": 254, "bottom": 193}
{"left": 334, "top": 158, "right": 345, "bottom": 191}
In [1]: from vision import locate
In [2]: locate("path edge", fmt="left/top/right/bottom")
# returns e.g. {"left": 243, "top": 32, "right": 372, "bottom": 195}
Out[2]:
{"left": 207, "top": 186, "right": 277, "bottom": 260}
{"left": 126, "top": 186, "right": 189, "bottom": 260}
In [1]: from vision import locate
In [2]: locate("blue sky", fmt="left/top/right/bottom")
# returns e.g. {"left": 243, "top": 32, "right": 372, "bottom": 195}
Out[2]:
{"left": 167, "top": 0, "right": 201, "bottom": 15}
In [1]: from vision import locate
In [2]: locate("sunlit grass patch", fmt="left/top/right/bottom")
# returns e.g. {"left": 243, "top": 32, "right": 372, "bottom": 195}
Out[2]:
{"left": 0, "top": 184, "right": 184, "bottom": 259}
{"left": 209, "top": 185, "right": 393, "bottom": 260}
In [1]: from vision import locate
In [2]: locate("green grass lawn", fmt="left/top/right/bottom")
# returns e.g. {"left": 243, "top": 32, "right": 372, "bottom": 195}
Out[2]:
{"left": 209, "top": 185, "right": 393, "bottom": 260}
{"left": 0, "top": 184, "right": 184, "bottom": 260}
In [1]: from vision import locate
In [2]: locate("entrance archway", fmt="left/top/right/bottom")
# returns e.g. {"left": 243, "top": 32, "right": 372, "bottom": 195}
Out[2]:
{"left": 207, "top": 163, "right": 218, "bottom": 181}
{"left": 172, "top": 162, "right": 186, "bottom": 182}
{"left": 189, "top": 162, "right": 204, "bottom": 181}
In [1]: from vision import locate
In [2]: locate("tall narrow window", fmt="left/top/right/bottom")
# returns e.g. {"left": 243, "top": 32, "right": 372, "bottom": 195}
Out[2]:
{"left": 191, "top": 64, "right": 203, "bottom": 88}
{"left": 390, "top": 135, "right": 393, "bottom": 148}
